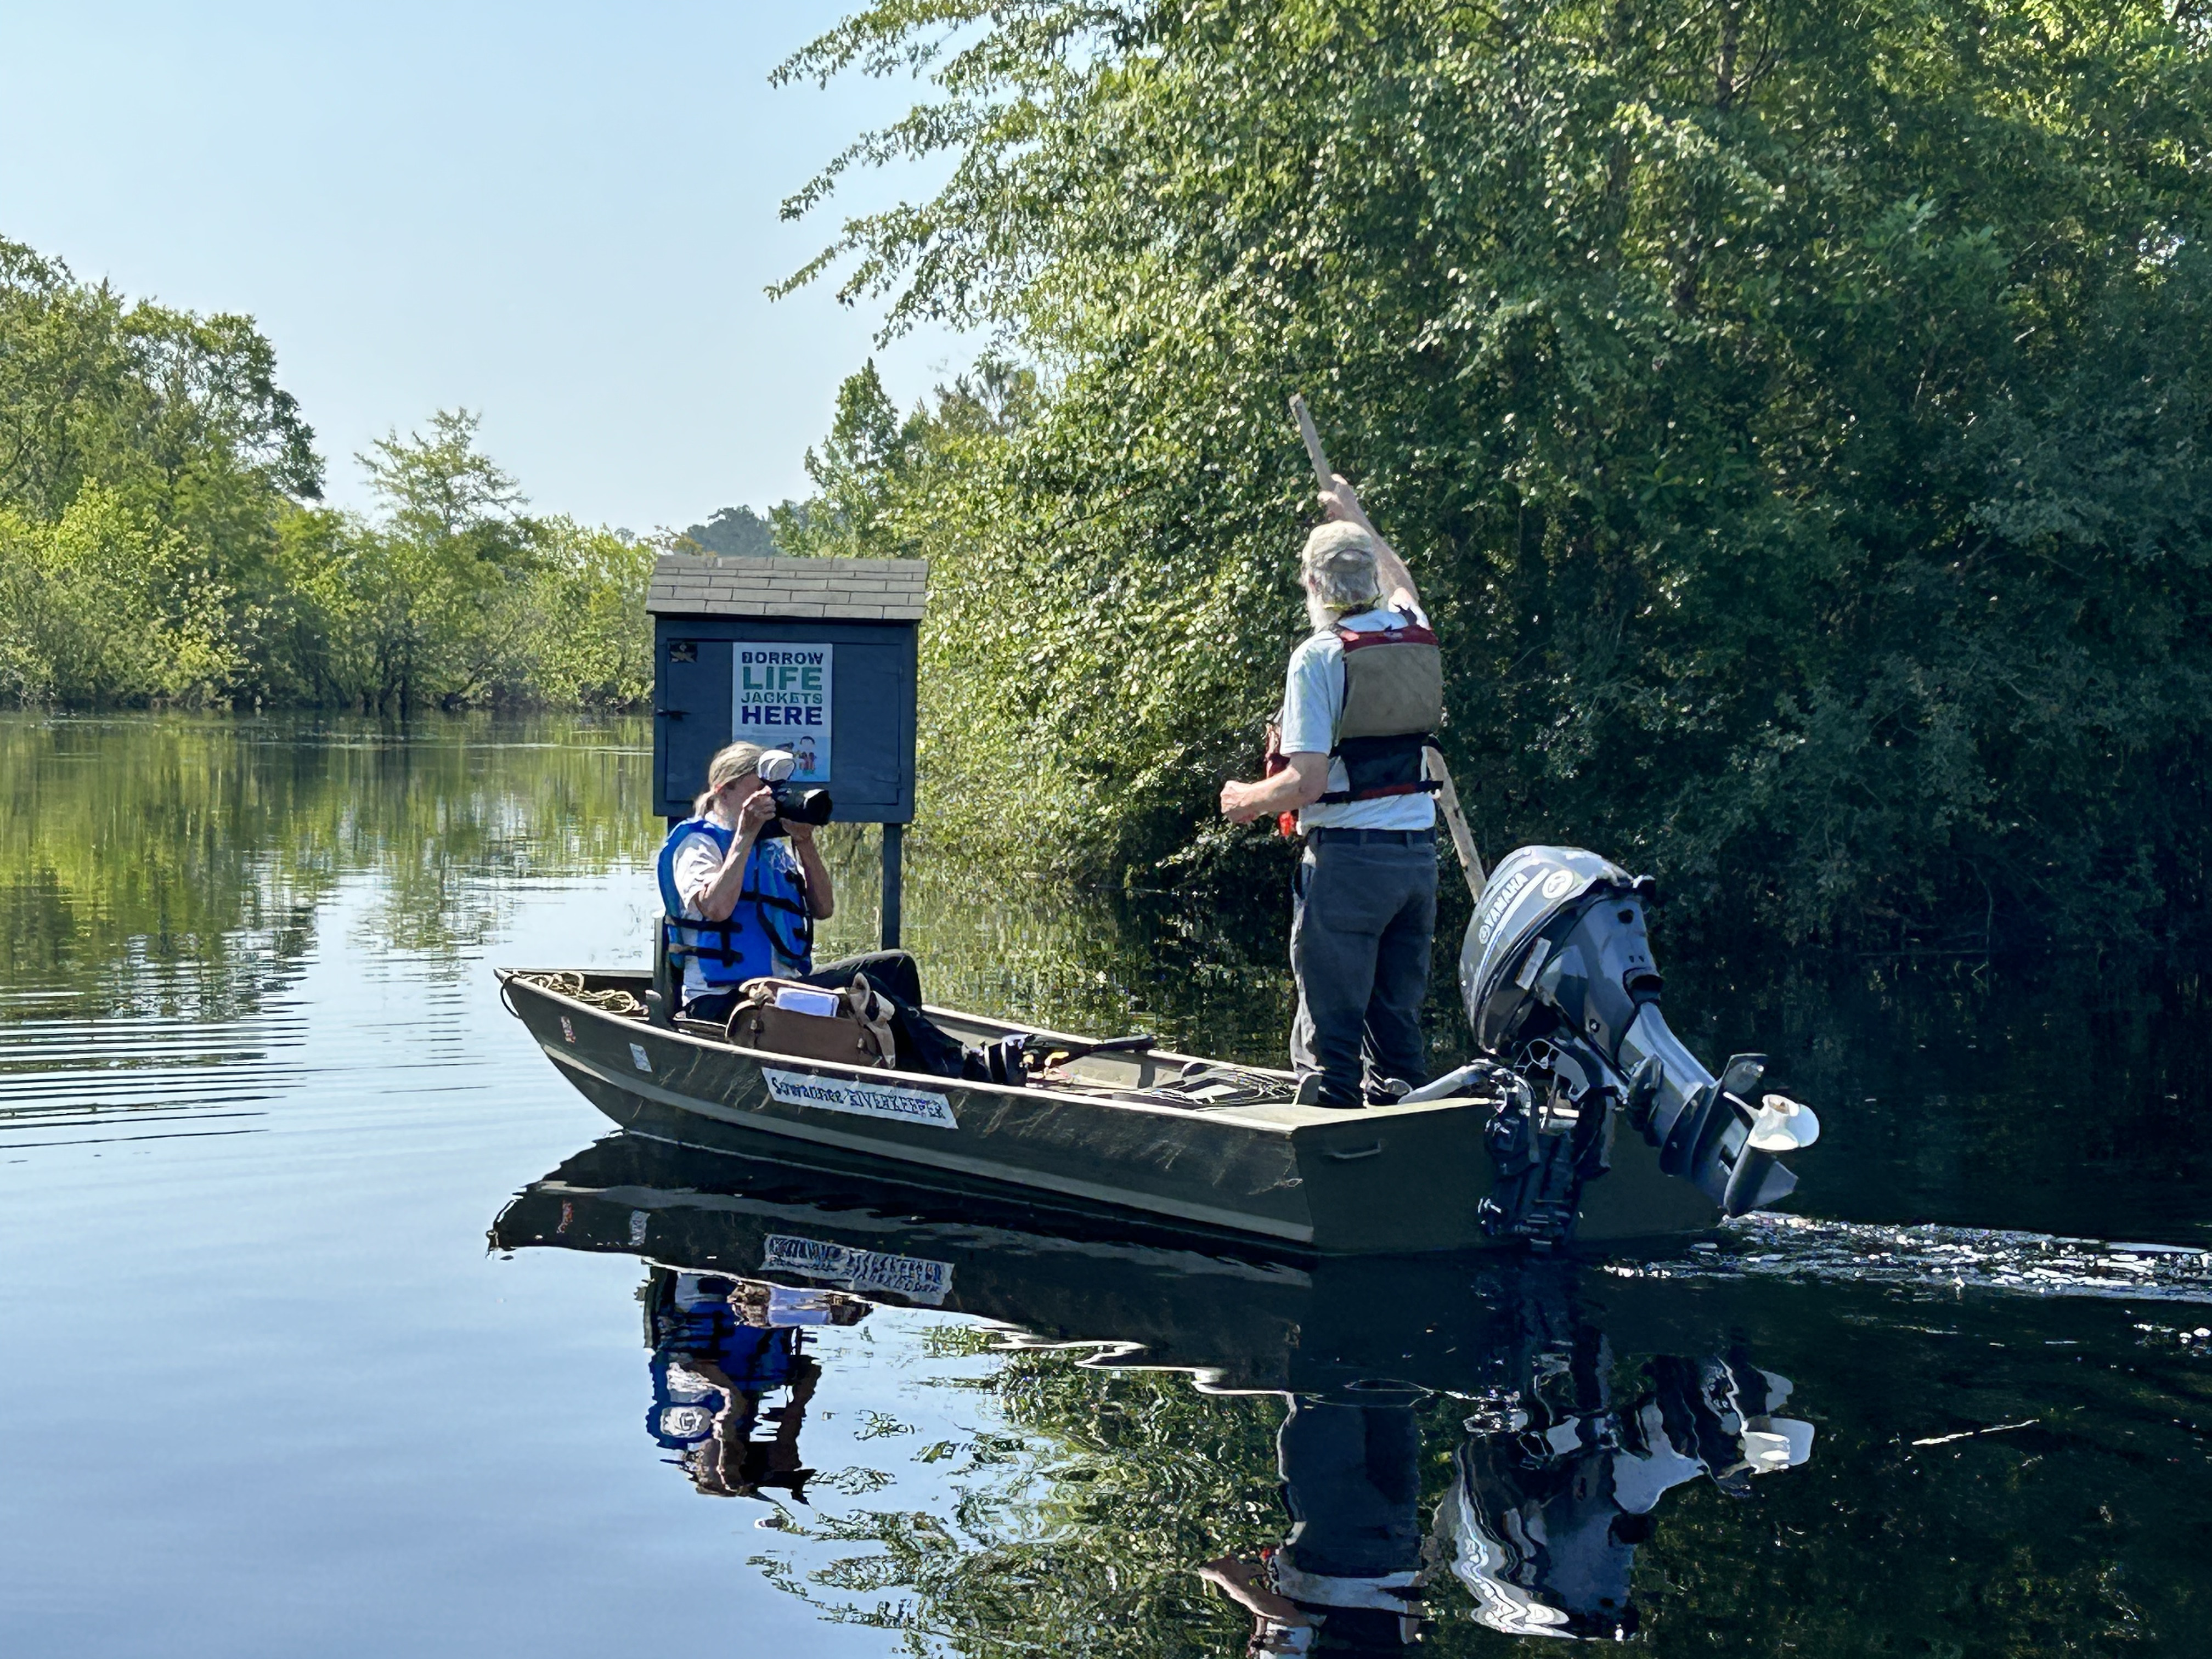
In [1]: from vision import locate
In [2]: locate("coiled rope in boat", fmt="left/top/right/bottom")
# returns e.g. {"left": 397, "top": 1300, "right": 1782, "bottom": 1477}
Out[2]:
{"left": 512, "top": 970, "right": 645, "bottom": 1018}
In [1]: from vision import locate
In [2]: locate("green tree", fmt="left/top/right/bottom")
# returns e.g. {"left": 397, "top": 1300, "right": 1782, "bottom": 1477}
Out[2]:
{"left": 346, "top": 409, "right": 537, "bottom": 709}
{"left": 771, "top": 359, "right": 923, "bottom": 559}
{"left": 507, "top": 516, "right": 659, "bottom": 709}
{"left": 775, "top": 0, "right": 2212, "bottom": 946}
{"left": 1, "top": 239, "right": 654, "bottom": 715}
{"left": 0, "top": 237, "right": 322, "bottom": 703}
{"left": 270, "top": 419, "right": 654, "bottom": 714}
{"left": 678, "top": 504, "right": 783, "bottom": 558}
{"left": 0, "top": 490, "right": 241, "bottom": 704}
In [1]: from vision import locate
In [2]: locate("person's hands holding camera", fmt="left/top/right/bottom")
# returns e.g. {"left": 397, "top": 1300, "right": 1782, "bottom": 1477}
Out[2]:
{"left": 736, "top": 786, "right": 779, "bottom": 836}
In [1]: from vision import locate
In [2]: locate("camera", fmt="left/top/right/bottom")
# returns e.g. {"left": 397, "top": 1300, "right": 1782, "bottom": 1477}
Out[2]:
{"left": 756, "top": 749, "right": 833, "bottom": 830}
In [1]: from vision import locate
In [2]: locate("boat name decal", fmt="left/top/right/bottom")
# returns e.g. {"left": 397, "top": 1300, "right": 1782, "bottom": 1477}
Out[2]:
{"left": 761, "top": 1066, "right": 960, "bottom": 1130}
{"left": 761, "top": 1233, "right": 955, "bottom": 1305}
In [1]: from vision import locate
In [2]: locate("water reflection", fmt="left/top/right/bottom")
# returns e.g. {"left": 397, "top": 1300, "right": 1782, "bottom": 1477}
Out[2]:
{"left": 644, "top": 1270, "right": 858, "bottom": 1501}
{"left": 1443, "top": 1345, "right": 1808, "bottom": 1641}
{"left": 0, "top": 712, "right": 656, "bottom": 1150}
{"left": 494, "top": 1134, "right": 1820, "bottom": 1647}
{"left": 6, "top": 714, "right": 2209, "bottom": 1655}
{"left": 0, "top": 713, "right": 658, "bottom": 1016}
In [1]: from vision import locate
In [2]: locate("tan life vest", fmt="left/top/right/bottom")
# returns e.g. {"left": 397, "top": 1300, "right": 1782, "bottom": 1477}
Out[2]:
{"left": 1319, "top": 610, "right": 1444, "bottom": 804}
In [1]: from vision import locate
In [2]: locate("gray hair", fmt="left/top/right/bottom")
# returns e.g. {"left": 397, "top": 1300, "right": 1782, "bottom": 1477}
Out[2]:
{"left": 1300, "top": 521, "right": 1381, "bottom": 615}
{"left": 695, "top": 740, "right": 767, "bottom": 816}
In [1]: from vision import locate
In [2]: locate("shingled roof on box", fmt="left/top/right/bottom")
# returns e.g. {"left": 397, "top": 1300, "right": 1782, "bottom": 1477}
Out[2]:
{"left": 645, "top": 553, "right": 929, "bottom": 622}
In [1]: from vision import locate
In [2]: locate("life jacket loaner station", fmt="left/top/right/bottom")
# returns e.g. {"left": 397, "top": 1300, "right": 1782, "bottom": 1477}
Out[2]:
{"left": 647, "top": 553, "right": 927, "bottom": 949}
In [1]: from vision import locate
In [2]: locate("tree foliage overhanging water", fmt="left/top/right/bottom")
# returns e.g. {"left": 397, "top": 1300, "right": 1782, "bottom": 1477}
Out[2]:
{"left": 771, "top": 0, "right": 2212, "bottom": 949}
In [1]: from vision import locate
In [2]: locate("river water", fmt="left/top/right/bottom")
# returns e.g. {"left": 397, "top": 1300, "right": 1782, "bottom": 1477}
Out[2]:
{"left": 1, "top": 713, "right": 2206, "bottom": 1657}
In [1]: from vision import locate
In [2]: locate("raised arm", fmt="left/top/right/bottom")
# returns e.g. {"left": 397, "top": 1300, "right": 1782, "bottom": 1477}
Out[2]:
{"left": 689, "top": 790, "right": 778, "bottom": 922}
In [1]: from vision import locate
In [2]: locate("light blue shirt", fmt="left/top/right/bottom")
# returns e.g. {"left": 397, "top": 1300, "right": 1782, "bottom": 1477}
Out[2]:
{"left": 1277, "top": 605, "right": 1438, "bottom": 833}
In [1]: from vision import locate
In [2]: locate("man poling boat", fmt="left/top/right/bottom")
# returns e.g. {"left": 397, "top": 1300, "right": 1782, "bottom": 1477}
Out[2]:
{"left": 1219, "top": 397, "right": 1457, "bottom": 1112}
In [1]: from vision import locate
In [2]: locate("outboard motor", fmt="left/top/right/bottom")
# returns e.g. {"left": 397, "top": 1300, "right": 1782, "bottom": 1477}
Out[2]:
{"left": 1413, "top": 848, "right": 1818, "bottom": 1247}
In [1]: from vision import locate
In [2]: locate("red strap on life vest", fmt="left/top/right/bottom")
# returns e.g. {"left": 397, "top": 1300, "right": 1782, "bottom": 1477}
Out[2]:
{"left": 1335, "top": 616, "right": 1437, "bottom": 651}
{"left": 1262, "top": 719, "right": 1300, "bottom": 838}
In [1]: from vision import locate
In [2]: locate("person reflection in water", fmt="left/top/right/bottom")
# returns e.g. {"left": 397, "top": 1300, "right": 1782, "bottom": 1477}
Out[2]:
{"left": 1200, "top": 1338, "right": 1813, "bottom": 1647}
{"left": 644, "top": 1269, "right": 868, "bottom": 1502}
{"left": 1200, "top": 1392, "right": 1430, "bottom": 1655}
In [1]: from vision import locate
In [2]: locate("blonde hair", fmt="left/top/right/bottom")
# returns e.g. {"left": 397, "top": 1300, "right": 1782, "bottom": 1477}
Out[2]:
{"left": 695, "top": 741, "right": 766, "bottom": 816}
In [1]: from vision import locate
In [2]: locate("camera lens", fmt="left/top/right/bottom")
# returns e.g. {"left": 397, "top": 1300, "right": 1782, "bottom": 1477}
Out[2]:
{"left": 770, "top": 785, "right": 834, "bottom": 825}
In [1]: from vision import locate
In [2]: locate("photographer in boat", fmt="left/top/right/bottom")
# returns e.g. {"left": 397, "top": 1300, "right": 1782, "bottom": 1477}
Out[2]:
{"left": 644, "top": 1269, "right": 866, "bottom": 1503}
{"left": 658, "top": 741, "right": 960, "bottom": 1069}
{"left": 661, "top": 741, "right": 840, "bottom": 1024}
{"left": 1218, "top": 474, "right": 1440, "bottom": 1110}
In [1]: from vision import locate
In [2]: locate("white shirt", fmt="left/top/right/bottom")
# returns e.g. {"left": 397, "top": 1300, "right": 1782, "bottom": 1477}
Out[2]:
{"left": 1277, "top": 604, "right": 1439, "bottom": 833}
{"left": 669, "top": 823, "right": 807, "bottom": 996}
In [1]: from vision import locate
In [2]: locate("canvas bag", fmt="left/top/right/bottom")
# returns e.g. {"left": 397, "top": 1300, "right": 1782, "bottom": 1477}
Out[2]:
{"left": 725, "top": 975, "right": 896, "bottom": 1069}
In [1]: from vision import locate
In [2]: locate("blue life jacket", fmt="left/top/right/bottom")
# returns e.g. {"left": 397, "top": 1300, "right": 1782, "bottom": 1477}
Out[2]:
{"left": 656, "top": 816, "right": 814, "bottom": 989}
{"left": 646, "top": 1314, "right": 799, "bottom": 1448}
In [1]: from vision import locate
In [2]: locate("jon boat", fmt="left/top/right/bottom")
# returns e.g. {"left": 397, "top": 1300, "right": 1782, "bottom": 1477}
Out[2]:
{"left": 498, "top": 844, "right": 1820, "bottom": 1256}
{"left": 500, "top": 966, "right": 1708, "bottom": 1256}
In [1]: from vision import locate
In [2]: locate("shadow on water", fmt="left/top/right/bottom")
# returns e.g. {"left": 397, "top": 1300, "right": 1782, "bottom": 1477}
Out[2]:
{"left": 493, "top": 1132, "right": 2212, "bottom": 1656}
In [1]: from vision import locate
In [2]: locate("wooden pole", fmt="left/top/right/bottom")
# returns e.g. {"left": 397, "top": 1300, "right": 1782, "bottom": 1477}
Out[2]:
{"left": 1425, "top": 746, "right": 1486, "bottom": 898}
{"left": 1290, "top": 392, "right": 1334, "bottom": 488}
{"left": 1289, "top": 392, "right": 1488, "bottom": 900}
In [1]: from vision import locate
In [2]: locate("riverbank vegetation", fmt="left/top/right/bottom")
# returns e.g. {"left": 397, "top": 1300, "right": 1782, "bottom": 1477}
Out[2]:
{"left": 13, "top": 0, "right": 2212, "bottom": 948}
{"left": 770, "top": 0, "right": 2212, "bottom": 948}
{"left": 0, "top": 240, "right": 653, "bottom": 713}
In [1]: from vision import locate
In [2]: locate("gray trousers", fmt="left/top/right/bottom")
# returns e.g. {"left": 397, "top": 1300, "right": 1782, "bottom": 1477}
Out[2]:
{"left": 1290, "top": 831, "right": 1438, "bottom": 1104}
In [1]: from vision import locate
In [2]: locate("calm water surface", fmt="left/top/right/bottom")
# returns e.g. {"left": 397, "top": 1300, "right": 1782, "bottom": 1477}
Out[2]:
{"left": 2, "top": 714, "right": 2208, "bottom": 1657}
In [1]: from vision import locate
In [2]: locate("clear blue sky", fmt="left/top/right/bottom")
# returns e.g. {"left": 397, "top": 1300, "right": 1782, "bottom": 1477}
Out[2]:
{"left": 0, "top": 1, "right": 973, "bottom": 533}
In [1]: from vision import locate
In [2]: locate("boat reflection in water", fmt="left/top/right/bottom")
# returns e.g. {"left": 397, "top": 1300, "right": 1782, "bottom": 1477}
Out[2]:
{"left": 1438, "top": 1339, "right": 1809, "bottom": 1641}
{"left": 493, "top": 1134, "right": 1814, "bottom": 1647}
{"left": 1209, "top": 1312, "right": 1812, "bottom": 1647}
